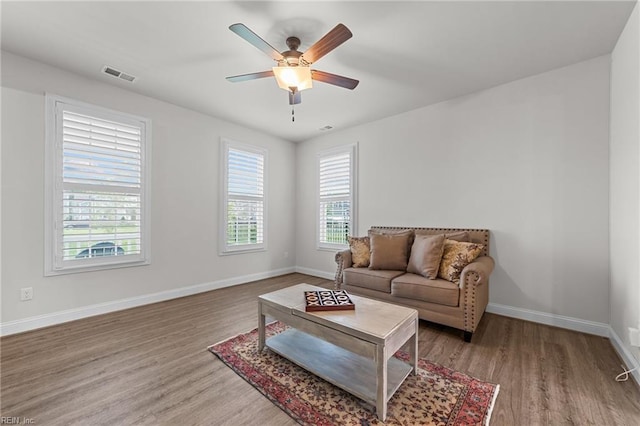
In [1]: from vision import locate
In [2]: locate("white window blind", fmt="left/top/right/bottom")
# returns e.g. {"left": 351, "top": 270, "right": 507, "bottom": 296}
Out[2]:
{"left": 318, "top": 144, "right": 357, "bottom": 248}
{"left": 221, "top": 139, "right": 266, "bottom": 253}
{"left": 45, "top": 95, "right": 150, "bottom": 274}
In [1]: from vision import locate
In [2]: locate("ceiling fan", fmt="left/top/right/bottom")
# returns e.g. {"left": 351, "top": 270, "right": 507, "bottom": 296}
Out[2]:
{"left": 226, "top": 23, "right": 359, "bottom": 106}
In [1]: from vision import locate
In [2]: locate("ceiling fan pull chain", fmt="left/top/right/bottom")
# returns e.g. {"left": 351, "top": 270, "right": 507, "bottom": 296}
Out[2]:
{"left": 292, "top": 106, "right": 295, "bottom": 122}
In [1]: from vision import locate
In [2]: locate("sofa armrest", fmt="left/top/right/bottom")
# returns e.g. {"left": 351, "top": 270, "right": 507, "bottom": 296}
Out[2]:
{"left": 460, "top": 255, "right": 495, "bottom": 288}
{"left": 334, "top": 249, "right": 353, "bottom": 289}
{"left": 460, "top": 255, "right": 494, "bottom": 334}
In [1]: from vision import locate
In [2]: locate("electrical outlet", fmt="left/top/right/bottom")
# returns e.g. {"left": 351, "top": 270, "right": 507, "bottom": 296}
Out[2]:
{"left": 629, "top": 327, "right": 640, "bottom": 347}
{"left": 20, "top": 287, "right": 33, "bottom": 301}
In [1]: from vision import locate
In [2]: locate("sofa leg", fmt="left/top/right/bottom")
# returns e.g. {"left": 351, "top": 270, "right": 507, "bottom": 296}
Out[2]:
{"left": 463, "top": 331, "right": 473, "bottom": 342}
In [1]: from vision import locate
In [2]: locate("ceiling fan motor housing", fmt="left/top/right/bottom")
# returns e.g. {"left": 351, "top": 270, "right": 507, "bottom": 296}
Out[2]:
{"left": 286, "top": 36, "right": 301, "bottom": 50}
{"left": 282, "top": 37, "right": 304, "bottom": 66}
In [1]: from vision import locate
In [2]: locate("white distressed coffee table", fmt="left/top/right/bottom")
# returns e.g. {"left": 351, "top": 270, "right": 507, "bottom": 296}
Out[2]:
{"left": 258, "top": 283, "right": 418, "bottom": 421}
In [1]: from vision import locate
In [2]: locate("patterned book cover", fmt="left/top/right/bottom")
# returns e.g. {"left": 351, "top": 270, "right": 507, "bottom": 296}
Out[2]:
{"left": 304, "top": 290, "right": 355, "bottom": 312}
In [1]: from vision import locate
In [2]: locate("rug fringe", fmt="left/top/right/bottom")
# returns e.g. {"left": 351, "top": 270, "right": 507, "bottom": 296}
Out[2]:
{"left": 484, "top": 384, "right": 500, "bottom": 425}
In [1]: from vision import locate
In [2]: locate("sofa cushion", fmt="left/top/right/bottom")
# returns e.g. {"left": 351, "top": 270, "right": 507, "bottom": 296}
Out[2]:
{"left": 438, "top": 239, "right": 485, "bottom": 283}
{"left": 343, "top": 268, "right": 405, "bottom": 293}
{"left": 406, "top": 234, "right": 445, "bottom": 279}
{"left": 348, "top": 236, "right": 370, "bottom": 267}
{"left": 368, "top": 230, "right": 413, "bottom": 270}
{"left": 391, "top": 273, "right": 460, "bottom": 307}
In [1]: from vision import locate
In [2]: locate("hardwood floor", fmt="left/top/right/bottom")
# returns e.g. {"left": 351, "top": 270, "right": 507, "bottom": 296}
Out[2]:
{"left": 1, "top": 273, "right": 639, "bottom": 425}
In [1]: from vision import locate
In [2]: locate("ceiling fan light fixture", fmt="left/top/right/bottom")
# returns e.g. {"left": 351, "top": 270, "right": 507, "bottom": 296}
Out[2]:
{"left": 272, "top": 66, "right": 313, "bottom": 92}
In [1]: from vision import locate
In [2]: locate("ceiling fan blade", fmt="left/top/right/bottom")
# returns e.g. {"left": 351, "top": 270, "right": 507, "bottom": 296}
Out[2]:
{"left": 229, "top": 23, "right": 283, "bottom": 62}
{"left": 311, "top": 70, "right": 359, "bottom": 90}
{"left": 302, "top": 23, "right": 352, "bottom": 64}
{"left": 289, "top": 90, "right": 302, "bottom": 105}
{"left": 226, "top": 70, "right": 274, "bottom": 83}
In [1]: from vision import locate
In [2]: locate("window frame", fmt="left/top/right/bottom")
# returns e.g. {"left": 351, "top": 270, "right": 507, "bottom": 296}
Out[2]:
{"left": 219, "top": 138, "right": 268, "bottom": 255}
{"left": 44, "top": 94, "right": 152, "bottom": 275}
{"left": 317, "top": 143, "right": 358, "bottom": 251}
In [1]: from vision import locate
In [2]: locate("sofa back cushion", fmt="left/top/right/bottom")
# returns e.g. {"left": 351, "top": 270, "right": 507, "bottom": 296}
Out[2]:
{"left": 368, "top": 230, "right": 413, "bottom": 270}
{"left": 440, "top": 231, "right": 471, "bottom": 242}
{"left": 406, "top": 233, "right": 445, "bottom": 279}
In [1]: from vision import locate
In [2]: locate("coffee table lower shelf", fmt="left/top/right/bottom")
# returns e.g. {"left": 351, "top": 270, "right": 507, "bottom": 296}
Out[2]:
{"left": 266, "top": 328, "right": 413, "bottom": 407}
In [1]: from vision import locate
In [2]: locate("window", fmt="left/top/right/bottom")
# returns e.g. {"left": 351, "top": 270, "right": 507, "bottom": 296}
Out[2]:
{"left": 220, "top": 139, "right": 267, "bottom": 254}
{"left": 45, "top": 95, "right": 151, "bottom": 275}
{"left": 318, "top": 143, "right": 357, "bottom": 249}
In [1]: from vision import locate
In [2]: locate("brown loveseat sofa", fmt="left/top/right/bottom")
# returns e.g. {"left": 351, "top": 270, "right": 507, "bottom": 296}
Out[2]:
{"left": 335, "top": 227, "right": 494, "bottom": 342}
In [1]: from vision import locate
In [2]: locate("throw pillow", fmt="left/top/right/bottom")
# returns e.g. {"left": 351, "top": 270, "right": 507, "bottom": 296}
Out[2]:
{"left": 438, "top": 239, "right": 484, "bottom": 283}
{"left": 406, "top": 234, "right": 445, "bottom": 279}
{"left": 368, "top": 231, "right": 413, "bottom": 271}
{"left": 348, "top": 236, "right": 370, "bottom": 268}
{"left": 369, "top": 228, "right": 415, "bottom": 254}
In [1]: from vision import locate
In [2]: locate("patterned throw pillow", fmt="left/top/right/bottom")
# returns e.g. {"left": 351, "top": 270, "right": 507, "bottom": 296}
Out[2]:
{"left": 438, "top": 239, "right": 484, "bottom": 283}
{"left": 348, "top": 236, "right": 370, "bottom": 268}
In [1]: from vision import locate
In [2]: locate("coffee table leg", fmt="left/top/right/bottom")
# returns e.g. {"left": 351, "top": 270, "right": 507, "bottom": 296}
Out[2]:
{"left": 410, "top": 318, "right": 418, "bottom": 374}
{"left": 376, "top": 345, "right": 388, "bottom": 421}
{"left": 258, "top": 301, "right": 265, "bottom": 352}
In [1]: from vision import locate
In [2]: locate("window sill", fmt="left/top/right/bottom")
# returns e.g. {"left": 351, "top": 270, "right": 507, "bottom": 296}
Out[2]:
{"left": 45, "top": 259, "right": 150, "bottom": 276}
{"left": 219, "top": 247, "right": 267, "bottom": 256}
{"left": 317, "top": 244, "right": 348, "bottom": 253}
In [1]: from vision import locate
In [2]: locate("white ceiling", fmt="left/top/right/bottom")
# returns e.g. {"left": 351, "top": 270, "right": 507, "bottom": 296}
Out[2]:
{"left": 1, "top": 1, "right": 636, "bottom": 142}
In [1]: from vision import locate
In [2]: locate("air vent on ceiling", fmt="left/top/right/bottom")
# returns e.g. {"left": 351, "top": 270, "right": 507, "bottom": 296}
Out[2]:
{"left": 102, "top": 66, "right": 136, "bottom": 83}
{"left": 319, "top": 125, "right": 334, "bottom": 131}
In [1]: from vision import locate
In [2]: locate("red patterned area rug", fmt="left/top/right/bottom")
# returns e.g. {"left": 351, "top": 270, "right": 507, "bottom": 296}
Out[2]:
{"left": 208, "top": 322, "right": 499, "bottom": 425}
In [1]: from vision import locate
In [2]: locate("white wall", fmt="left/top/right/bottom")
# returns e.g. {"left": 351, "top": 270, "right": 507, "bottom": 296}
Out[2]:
{"left": 1, "top": 52, "right": 296, "bottom": 328}
{"left": 296, "top": 56, "right": 611, "bottom": 325}
{"left": 610, "top": 3, "right": 640, "bottom": 365}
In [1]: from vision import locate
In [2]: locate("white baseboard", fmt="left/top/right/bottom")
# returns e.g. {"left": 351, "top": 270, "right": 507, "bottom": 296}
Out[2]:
{"left": 486, "top": 302, "right": 610, "bottom": 337}
{"left": 295, "top": 266, "right": 334, "bottom": 281}
{"left": 608, "top": 326, "right": 640, "bottom": 386}
{"left": 0, "top": 267, "right": 296, "bottom": 336}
